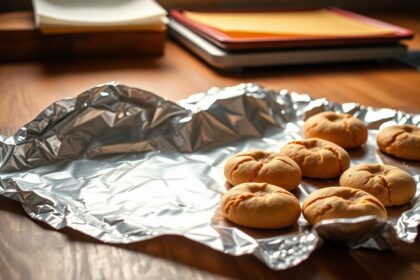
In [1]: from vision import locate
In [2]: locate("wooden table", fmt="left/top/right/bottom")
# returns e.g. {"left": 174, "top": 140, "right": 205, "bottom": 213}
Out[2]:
{"left": 0, "top": 14, "right": 419, "bottom": 280}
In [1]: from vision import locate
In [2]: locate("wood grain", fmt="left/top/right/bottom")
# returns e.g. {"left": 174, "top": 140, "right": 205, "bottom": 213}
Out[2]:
{"left": 0, "top": 13, "right": 419, "bottom": 280}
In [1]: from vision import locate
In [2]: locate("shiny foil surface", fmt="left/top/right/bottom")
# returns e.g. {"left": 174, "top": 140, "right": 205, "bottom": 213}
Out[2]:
{"left": 0, "top": 83, "right": 419, "bottom": 270}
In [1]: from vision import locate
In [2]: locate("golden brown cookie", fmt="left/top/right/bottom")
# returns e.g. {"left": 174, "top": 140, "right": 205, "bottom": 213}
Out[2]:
{"left": 339, "top": 164, "right": 416, "bottom": 207}
{"left": 302, "top": 187, "right": 387, "bottom": 226}
{"left": 220, "top": 182, "right": 301, "bottom": 229}
{"left": 376, "top": 125, "right": 420, "bottom": 161}
{"left": 303, "top": 111, "right": 368, "bottom": 148}
{"left": 280, "top": 138, "right": 350, "bottom": 179}
{"left": 224, "top": 150, "right": 301, "bottom": 191}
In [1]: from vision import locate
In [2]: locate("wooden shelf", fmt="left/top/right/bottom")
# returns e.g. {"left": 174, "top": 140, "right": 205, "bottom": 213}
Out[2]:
{"left": 0, "top": 12, "right": 166, "bottom": 61}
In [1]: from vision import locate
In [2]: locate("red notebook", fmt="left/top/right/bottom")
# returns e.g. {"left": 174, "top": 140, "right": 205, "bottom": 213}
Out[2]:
{"left": 170, "top": 8, "right": 413, "bottom": 51}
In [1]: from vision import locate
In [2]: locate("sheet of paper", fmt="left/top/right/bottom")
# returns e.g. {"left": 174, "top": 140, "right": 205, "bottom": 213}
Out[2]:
{"left": 33, "top": 0, "right": 167, "bottom": 26}
{"left": 184, "top": 9, "right": 397, "bottom": 36}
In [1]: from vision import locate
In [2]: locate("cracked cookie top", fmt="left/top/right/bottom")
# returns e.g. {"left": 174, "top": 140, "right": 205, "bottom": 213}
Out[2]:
{"left": 303, "top": 111, "right": 368, "bottom": 149}
{"left": 280, "top": 138, "right": 350, "bottom": 179}
{"left": 339, "top": 164, "right": 416, "bottom": 207}
{"left": 224, "top": 150, "right": 301, "bottom": 191}
{"left": 220, "top": 182, "right": 301, "bottom": 229}
{"left": 377, "top": 124, "right": 420, "bottom": 161}
{"left": 302, "top": 186, "right": 387, "bottom": 226}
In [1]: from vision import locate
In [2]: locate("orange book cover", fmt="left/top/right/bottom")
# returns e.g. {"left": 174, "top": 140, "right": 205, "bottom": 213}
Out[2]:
{"left": 170, "top": 8, "right": 413, "bottom": 50}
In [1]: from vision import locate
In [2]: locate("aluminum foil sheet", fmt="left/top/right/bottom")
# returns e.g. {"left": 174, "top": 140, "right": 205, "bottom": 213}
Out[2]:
{"left": 0, "top": 83, "right": 419, "bottom": 270}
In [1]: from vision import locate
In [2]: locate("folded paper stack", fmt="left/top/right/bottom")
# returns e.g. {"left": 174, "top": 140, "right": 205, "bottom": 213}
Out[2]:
{"left": 33, "top": 0, "right": 168, "bottom": 34}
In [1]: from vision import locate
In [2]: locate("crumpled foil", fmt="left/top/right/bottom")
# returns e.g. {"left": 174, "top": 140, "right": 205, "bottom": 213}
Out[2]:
{"left": 0, "top": 83, "right": 419, "bottom": 270}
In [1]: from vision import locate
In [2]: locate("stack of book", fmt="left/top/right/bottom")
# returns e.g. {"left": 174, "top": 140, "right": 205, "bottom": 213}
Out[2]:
{"left": 168, "top": 8, "right": 413, "bottom": 70}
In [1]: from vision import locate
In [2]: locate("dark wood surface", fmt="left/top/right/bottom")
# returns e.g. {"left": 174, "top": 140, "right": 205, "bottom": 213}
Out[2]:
{"left": 0, "top": 13, "right": 419, "bottom": 280}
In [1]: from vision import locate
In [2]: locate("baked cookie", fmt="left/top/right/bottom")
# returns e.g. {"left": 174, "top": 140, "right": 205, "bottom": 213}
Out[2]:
{"left": 339, "top": 164, "right": 416, "bottom": 207}
{"left": 280, "top": 138, "right": 350, "bottom": 179}
{"left": 302, "top": 187, "right": 387, "bottom": 226}
{"left": 224, "top": 150, "right": 301, "bottom": 191}
{"left": 220, "top": 182, "right": 301, "bottom": 229}
{"left": 303, "top": 111, "right": 368, "bottom": 148}
{"left": 376, "top": 125, "right": 420, "bottom": 161}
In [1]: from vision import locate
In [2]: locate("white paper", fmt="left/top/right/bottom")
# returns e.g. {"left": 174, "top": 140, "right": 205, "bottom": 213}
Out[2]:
{"left": 33, "top": 0, "right": 167, "bottom": 27}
